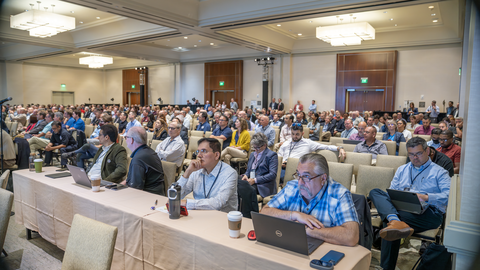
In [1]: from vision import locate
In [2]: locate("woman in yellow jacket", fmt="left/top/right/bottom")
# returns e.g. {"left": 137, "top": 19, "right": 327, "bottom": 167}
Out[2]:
{"left": 221, "top": 118, "right": 250, "bottom": 165}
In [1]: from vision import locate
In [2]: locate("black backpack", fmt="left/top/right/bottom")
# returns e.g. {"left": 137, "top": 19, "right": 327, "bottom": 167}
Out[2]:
{"left": 412, "top": 242, "right": 452, "bottom": 270}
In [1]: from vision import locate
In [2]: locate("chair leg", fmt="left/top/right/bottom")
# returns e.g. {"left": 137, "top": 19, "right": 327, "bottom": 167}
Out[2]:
{"left": 26, "top": 228, "right": 33, "bottom": 240}
{"left": 2, "top": 249, "right": 7, "bottom": 257}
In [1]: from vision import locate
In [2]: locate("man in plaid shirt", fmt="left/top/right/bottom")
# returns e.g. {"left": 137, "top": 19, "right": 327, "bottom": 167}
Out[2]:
{"left": 261, "top": 153, "right": 359, "bottom": 246}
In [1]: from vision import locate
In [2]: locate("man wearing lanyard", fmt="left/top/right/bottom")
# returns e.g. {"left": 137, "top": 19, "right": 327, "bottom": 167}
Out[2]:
{"left": 178, "top": 138, "right": 238, "bottom": 212}
{"left": 369, "top": 137, "right": 450, "bottom": 270}
{"left": 155, "top": 121, "right": 186, "bottom": 167}
{"left": 242, "top": 133, "right": 278, "bottom": 198}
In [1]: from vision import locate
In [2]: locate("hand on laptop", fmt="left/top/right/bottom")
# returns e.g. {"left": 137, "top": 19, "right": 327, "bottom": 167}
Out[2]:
{"left": 417, "top": 193, "right": 429, "bottom": 202}
{"left": 292, "top": 211, "right": 324, "bottom": 230}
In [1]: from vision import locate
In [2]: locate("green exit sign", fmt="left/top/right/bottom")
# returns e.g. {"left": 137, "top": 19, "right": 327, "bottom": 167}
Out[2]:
{"left": 131, "top": 85, "right": 135, "bottom": 89}
{"left": 219, "top": 81, "right": 224, "bottom": 86}
{"left": 361, "top": 77, "right": 368, "bottom": 83}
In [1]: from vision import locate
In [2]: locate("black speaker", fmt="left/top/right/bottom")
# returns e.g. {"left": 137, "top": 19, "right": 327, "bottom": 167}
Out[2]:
{"left": 262, "top": 81, "right": 268, "bottom": 110}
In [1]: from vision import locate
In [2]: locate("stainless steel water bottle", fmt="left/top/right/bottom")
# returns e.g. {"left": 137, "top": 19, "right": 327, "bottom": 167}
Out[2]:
{"left": 168, "top": 182, "right": 181, "bottom": 219}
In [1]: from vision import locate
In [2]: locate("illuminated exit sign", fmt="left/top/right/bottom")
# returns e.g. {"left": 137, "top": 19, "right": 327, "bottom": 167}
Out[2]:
{"left": 131, "top": 85, "right": 135, "bottom": 89}
{"left": 361, "top": 77, "right": 368, "bottom": 83}
{"left": 219, "top": 81, "right": 224, "bottom": 86}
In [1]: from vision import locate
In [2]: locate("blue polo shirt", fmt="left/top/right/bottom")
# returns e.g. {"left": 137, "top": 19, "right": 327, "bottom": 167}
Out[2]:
{"left": 65, "top": 117, "right": 75, "bottom": 128}
{"left": 197, "top": 121, "right": 211, "bottom": 133}
{"left": 73, "top": 118, "right": 85, "bottom": 132}
{"left": 212, "top": 126, "right": 232, "bottom": 149}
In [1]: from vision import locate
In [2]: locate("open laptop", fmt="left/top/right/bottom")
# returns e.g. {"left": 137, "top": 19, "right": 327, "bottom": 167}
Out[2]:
{"left": 343, "top": 140, "right": 362, "bottom": 145}
{"left": 67, "top": 165, "right": 126, "bottom": 190}
{"left": 387, "top": 189, "right": 428, "bottom": 214}
{"left": 251, "top": 212, "right": 324, "bottom": 256}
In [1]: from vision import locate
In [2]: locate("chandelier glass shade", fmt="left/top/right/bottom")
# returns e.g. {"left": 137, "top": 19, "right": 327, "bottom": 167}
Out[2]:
{"left": 79, "top": 56, "right": 113, "bottom": 68}
{"left": 316, "top": 22, "right": 375, "bottom": 46}
{"left": 10, "top": 10, "right": 75, "bottom": 38}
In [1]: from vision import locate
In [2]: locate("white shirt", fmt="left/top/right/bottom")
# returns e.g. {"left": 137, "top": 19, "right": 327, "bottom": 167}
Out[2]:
{"left": 280, "top": 124, "right": 292, "bottom": 143}
{"left": 183, "top": 114, "right": 192, "bottom": 129}
{"left": 155, "top": 135, "right": 185, "bottom": 167}
{"left": 88, "top": 143, "right": 113, "bottom": 180}
{"left": 402, "top": 129, "right": 412, "bottom": 140}
{"left": 278, "top": 138, "right": 337, "bottom": 162}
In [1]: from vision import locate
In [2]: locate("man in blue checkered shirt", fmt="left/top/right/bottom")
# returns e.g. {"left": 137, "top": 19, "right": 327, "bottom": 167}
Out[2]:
{"left": 261, "top": 153, "right": 359, "bottom": 246}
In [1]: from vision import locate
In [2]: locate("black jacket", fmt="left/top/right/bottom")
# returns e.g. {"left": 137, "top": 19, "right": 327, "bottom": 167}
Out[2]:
{"left": 352, "top": 194, "right": 373, "bottom": 250}
{"left": 333, "top": 118, "right": 345, "bottom": 133}
{"left": 126, "top": 145, "right": 165, "bottom": 195}
{"left": 50, "top": 128, "right": 77, "bottom": 148}
{"left": 29, "top": 119, "right": 48, "bottom": 134}
{"left": 14, "top": 137, "right": 30, "bottom": 170}
{"left": 237, "top": 179, "right": 259, "bottom": 218}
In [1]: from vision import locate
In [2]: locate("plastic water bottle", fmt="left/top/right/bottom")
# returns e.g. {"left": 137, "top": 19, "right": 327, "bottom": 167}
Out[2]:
{"left": 29, "top": 153, "right": 35, "bottom": 171}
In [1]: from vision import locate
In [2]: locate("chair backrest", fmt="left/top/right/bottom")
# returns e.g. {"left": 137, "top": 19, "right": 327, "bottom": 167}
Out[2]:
{"left": 430, "top": 123, "right": 439, "bottom": 128}
{"left": 186, "top": 136, "right": 202, "bottom": 159}
{"left": 62, "top": 214, "right": 118, "bottom": 270}
{"left": 248, "top": 130, "right": 255, "bottom": 139}
{"left": 376, "top": 155, "right": 407, "bottom": 172}
{"left": 85, "top": 125, "right": 95, "bottom": 138}
{"left": 329, "top": 137, "right": 345, "bottom": 145}
{"left": 84, "top": 118, "right": 91, "bottom": 125}
{"left": 0, "top": 188, "right": 13, "bottom": 254}
{"left": 398, "top": 142, "right": 408, "bottom": 157}
{"left": 274, "top": 128, "right": 280, "bottom": 144}
{"left": 375, "top": 135, "right": 383, "bottom": 141}
{"left": 10, "top": 122, "right": 18, "bottom": 136}
{"left": 303, "top": 127, "right": 309, "bottom": 138}
{"left": 0, "top": 169, "right": 11, "bottom": 190}
{"left": 147, "top": 132, "right": 154, "bottom": 145}
{"left": 161, "top": 160, "right": 177, "bottom": 194}
{"left": 272, "top": 125, "right": 279, "bottom": 129}
{"left": 284, "top": 157, "right": 300, "bottom": 184}
{"left": 381, "top": 140, "right": 397, "bottom": 156}
{"left": 413, "top": 134, "right": 431, "bottom": 141}
{"left": 5, "top": 121, "right": 11, "bottom": 131}
{"left": 190, "top": 130, "right": 204, "bottom": 138}
{"left": 344, "top": 152, "right": 372, "bottom": 175}
{"left": 377, "top": 132, "right": 386, "bottom": 138}
{"left": 317, "top": 149, "right": 338, "bottom": 162}
{"left": 121, "top": 137, "right": 132, "bottom": 156}
{"left": 336, "top": 143, "right": 357, "bottom": 152}
{"left": 150, "top": 140, "right": 162, "bottom": 150}
{"left": 355, "top": 165, "right": 395, "bottom": 197}
{"left": 205, "top": 131, "right": 213, "bottom": 138}
{"left": 275, "top": 156, "right": 283, "bottom": 190}
{"left": 327, "top": 162, "right": 353, "bottom": 191}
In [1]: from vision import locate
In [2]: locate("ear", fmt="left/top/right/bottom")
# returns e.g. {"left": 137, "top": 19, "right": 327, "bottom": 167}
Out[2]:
{"left": 426, "top": 147, "right": 431, "bottom": 156}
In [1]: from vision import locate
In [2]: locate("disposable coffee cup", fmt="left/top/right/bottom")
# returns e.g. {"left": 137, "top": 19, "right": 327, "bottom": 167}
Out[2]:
{"left": 227, "top": 211, "right": 243, "bottom": 238}
{"left": 91, "top": 179, "right": 101, "bottom": 192}
{"left": 34, "top": 159, "right": 43, "bottom": 173}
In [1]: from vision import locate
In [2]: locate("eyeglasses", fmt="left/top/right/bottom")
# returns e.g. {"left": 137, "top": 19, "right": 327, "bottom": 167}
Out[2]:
{"left": 439, "top": 138, "right": 450, "bottom": 142}
{"left": 168, "top": 127, "right": 179, "bottom": 130}
{"left": 407, "top": 150, "right": 425, "bottom": 158}
{"left": 293, "top": 172, "right": 322, "bottom": 183}
{"left": 253, "top": 145, "right": 264, "bottom": 150}
{"left": 195, "top": 149, "right": 213, "bottom": 155}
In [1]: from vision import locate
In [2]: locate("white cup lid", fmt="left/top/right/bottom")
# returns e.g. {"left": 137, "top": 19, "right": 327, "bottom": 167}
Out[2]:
{"left": 34, "top": 159, "right": 43, "bottom": 162}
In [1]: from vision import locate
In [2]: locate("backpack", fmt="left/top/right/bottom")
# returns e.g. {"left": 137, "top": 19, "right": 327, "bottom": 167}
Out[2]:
{"left": 412, "top": 242, "right": 452, "bottom": 270}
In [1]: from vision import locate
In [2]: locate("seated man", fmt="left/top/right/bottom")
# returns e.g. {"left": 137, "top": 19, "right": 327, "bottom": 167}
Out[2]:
{"left": 178, "top": 138, "right": 238, "bottom": 212}
{"left": 121, "top": 127, "right": 165, "bottom": 195}
{"left": 155, "top": 121, "right": 186, "bottom": 167}
{"left": 196, "top": 111, "right": 211, "bottom": 133}
{"left": 67, "top": 109, "right": 85, "bottom": 132}
{"left": 353, "top": 126, "right": 388, "bottom": 159}
{"left": 255, "top": 115, "right": 275, "bottom": 147}
{"left": 0, "top": 129, "right": 17, "bottom": 169}
{"left": 28, "top": 112, "right": 54, "bottom": 154}
{"left": 275, "top": 113, "right": 294, "bottom": 151}
{"left": 24, "top": 111, "right": 48, "bottom": 137}
{"left": 261, "top": 153, "right": 359, "bottom": 246}
{"left": 87, "top": 113, "right": 113, "bottom": 144}
{"left": 332, "top": 111, "right": 345, "bottom": 136}
{"left": 64, "top": 110, "right": 75, "bottom": 129}
{"left": 210, "top": 114, "right": 232, "bottom": 150}
{"left": 426, "top": 128, "right": 442, "bottom": 149}
{"left": 369, "top": 137, "right": 450, "bottom": 270}
{"left": 341, "top": 119, "right": 358, "bottom": 138}
{"left": 437, "top": 130, "right": 461, "bottom": 174}
{"left": 168, "top": 117, "right": 189, "bottom": 145}
{"left": 85, "top": 124, "right": 127, "bottom": 183}
{"left": 414, "top": 116, "right": 435, "bottom": 135}
{"left": 44, "top": 121, "right": 78, "bottom": 168}
{"left": 349, "top": 121, "right": 366, "bottom": 141}
{"left": 320, "top": 115, "right": 335, "bottom": 141}
{"left": 125, "top": 111, "right": 142, "bottom": 134}
{"left": 241, "top": 133, "right": 278, "bottom": 198}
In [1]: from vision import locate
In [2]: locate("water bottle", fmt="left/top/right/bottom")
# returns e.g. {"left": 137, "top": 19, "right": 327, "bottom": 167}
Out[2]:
{"left": 29, "top": 154, "right": 35, "bottom": 171}
{"left": 167, "top": 182, "right": 182, "bottom": 219}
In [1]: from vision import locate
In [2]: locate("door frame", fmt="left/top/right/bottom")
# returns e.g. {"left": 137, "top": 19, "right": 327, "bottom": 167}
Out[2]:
{"left": 52, "top": 91, "right": 75, "bottom": 105}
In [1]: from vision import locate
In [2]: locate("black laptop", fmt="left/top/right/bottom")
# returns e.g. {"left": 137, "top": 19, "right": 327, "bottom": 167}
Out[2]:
{"left": 343, "top": 140, "right": 362, "bottom": 145}
{"left": 251, "top": 212, "right": 324, "bottom": 255}
{"left": 387, "top": 189, "right": 428, "bottom": 214}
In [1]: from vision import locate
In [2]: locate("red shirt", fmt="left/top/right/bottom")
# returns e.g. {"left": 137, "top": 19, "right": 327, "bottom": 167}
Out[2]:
{"left": 437, "top": 144, "right": 461, "bottom": 167}
{"left": 414, "top": 125, "right": 435, "bottom": 135}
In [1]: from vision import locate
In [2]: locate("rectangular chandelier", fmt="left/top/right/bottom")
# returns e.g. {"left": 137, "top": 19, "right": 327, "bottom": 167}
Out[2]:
{"left": 316, "top": 22, "right": 375, "bottom": 46}
{"left": 79, "top": 56, "right": 113, "bottom": 68}
{"left": 10, "top": 9, "right": 75, "bottom": 38}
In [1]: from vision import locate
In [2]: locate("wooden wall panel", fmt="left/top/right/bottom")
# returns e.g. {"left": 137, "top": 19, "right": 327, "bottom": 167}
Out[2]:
{"left": 205, "top": 61, "right": 243, "bottom": 109}
{"left": 123, "top": 69, "right": 148, "bottom": 106}
{"left": 336, "top": 51, "right": 397, "bottom": 113}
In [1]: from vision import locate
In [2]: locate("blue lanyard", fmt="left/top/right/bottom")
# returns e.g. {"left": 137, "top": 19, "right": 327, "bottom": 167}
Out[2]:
{"left": 410, "top": 162, "right": 431, "bottom": 188}
{"left": 203, "top": 163, "right": 223, "bottom": 199}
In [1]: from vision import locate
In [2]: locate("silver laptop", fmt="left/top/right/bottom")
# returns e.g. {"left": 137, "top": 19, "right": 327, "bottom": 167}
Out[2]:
{"left": 67, "top": 165, "right": 125, "bottom": 189}
{"left": 251, "top": 212, "right": 324, "bottom": 256}
{"left": 387, "top": 189, "right": 428, "bottom": 214}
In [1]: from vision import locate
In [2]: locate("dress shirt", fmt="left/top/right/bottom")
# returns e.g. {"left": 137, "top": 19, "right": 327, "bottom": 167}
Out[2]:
{"left": 183, "top": 114, "right": 192, "bottom": 129}
{"left": 212, "top": 126, "right": 232, "bottom": 149}
{"left": 125, "top": 119, "right": 142, "bottom": 133}
{"left": 271, "top": 121, "right": 282, "bottom": 127}
{"left": 341, "top": 128, "right": 358, "bottom": 139}
{"left": 178, "top": 161, "right": 238, "bottom": 212}
{"left": 389, "top": 159, "right": 450, "bottom": 213}
{"left": 196, "top": 121, "right": 211, "bottom": 132}
{"left": 278, "top": 138, "right": 337, "bottom": 162}
{"left": 349, "top": 133, "right": 364, "bottom": 141}
{"left": 406, "top": 123, "right": 420, "bottom": 130}
{"left": 204, "top": 104, "right": 211, "bottom": 110}
{"left": 437, "top": 144, "right": 461, "bottom": 166}
{"left": 269, "top": 102, "right": 278, "bottom": 110}
{"left": 279, "top": 124, "right": 292, "bottom": 143}
{"left": 255, "top": 125, "right": 275, "bottom": 147}
{"left": 427, "top": 140, "right": 441, "bottom": 149}
{"left": 308, "top": 104, "right": 317, "bottom": 113}
{"left": 268, "top": 177, "right": 359, "bottom": 228}
{"left": 307, "top": 122, "right": 321, "bottom": 141}
{"left": 90, "top": 126, "right": 101, "bottom": 139}
{"left": 426, "top": 105, "right": 440, "bottom": 118}
{"left": 353, "top": 139, "right": 388, "bottom": 159}
{"left": 88, "top": 143, "right": 113, "bottom": 180}
{"left": 353, "top": 116, "right": 365, "bottom": 127}
{"left": 414, "top": 125, "right": 435, "bottom": 135}
{"left": 155, "top": 136, "right": 186, "bottom": 167}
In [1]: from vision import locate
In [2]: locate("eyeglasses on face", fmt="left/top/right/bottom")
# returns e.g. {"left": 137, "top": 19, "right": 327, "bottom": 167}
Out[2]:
{"left": 293, "top": 172, "right": 322, "bottom": 183}
{"left": 168, "top": 127, "right": 179, "bottom": 130}
{"left": 195, "top": 149, "right": 213, "bottom": 155}
{"left": 407, "top": 150, "right": 425, "bottom": 158}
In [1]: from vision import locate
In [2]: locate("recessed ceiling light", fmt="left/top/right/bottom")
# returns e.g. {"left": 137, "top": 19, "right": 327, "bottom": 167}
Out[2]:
{"left": 167, "top": 39, "right": 170, "bottom": 41}
{"left": 277, "top": 24, "right": 281, "bottom": 26}
{"left": 210, "top": 43, "right": 214, "bottom": 45}
{"left": 79, "top": 21, "right": 83, "bottom": 24}
{"left": 96, "top": 17, "right": 100, "bottom": 19}
{"left": 309, "top": 21, "right": 312, "bottom": 23}
{"left": 395, "top": 24, "right": 397, "bottom": 26}
{"left": 390, "top": 18, "right": 394, "bottom": 21}
{"left": 198, "top": 40, "right": 201, "bottom": 42}
{"left": 433, "top": 19, "right": 438, "bottom": 23}
{"left": 428, "top": 5, "right": 434, "bottom": 8}
{"left": 70, "top": 11, "right": 74, "bottom": 13}
{"left": 178, "top": 47, "right": 182, "bottom": 49}
{"left": 194, "top": 45, "right": 197, "bottom": 47}
{"left": 298, "top": 33, "right": 302, "bottom": 36}
{"left": 384, "top": 11, "right": 387, "bottom": 13}
{"left": 184, "top": 37, "right": 188, "bottom": 39}
{"left": 431, "top": 13, "right": 436, "bottom": 16}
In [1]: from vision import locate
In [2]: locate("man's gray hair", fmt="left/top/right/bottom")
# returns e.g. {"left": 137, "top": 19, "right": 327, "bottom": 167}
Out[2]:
{"left": 169, "top": 121, "right": 182, "bottom": 129}
{"left": 251, "top": 133, "right": 268, "bottom": 148}
{"left": 54, "top": 112, "right": 64, "bottom": 121}
{"left": 299, "top": 153, "right": 329, "bottom": 177}
{"left": 127, "top": 126, "right": 147, "bottom": 145}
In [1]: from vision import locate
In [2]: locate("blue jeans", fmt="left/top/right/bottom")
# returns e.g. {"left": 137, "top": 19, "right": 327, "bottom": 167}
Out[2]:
{"left": 75, "top": 143, "right": 98, "bottom": 168}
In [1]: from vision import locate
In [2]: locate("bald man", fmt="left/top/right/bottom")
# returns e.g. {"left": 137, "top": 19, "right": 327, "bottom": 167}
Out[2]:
{"left": 255, "top": 115, "right": 276, "bottom": 147}
{"left": 349, "top": 122, "right": 367, "bottom": 141}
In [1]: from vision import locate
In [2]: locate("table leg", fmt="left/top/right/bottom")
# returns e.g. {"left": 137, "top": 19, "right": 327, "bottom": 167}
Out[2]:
{"left": 26, "top": 228, "right": 34, "bottom": 240}
{"left": 2, "top": 249, "right": 7, "bottom": 257}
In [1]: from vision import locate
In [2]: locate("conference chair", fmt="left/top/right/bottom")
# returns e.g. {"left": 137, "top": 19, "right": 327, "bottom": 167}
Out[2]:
{"left": 190, "top": 130, "right": 204, "bottom": 137}
{"left": 375, "top": 135, "right": 383, "bottom": 141}
{"left": 377, "top": 132, "right": 386, "bottom": 138}
{"left": 335, "top": 143, "right": 356, "bottom": 152}
{"left": 274, "top": 128, "right": 280, "bottom": 144}
{"left": 0, "top": 170, "right": 11, "bottom": 190}
{"left": 62, "top": 214, "right": 118, "bottom": 270}
{"left": 413, "top": 134, "right": 431, "bottom": 141}
{"left": 381, "top": 140, "right": 397, "bottom": 156}
{"left": 205, "top": 131, "right": 213, "bottom": 138}
{"left": 344, "top": 152, "right": 373, "bottom": 176}
{"left": 329, "top": 137, "right": 345, "bottom": 145}
{"left": 121, "top": 137, "right": 132, "bottom": 156}
{"left": 328, "top": 162, "right": 354, "bottom": 191}
{"left": 161, "top": 160, "right": 177, "bottom": 194}
{"left": 0, "top": 188, "right": 13, "bottom": 257}
{"left": 283, "top": 157, "right": 300, "bottom": 185}
{"left": 272, "top": 125, "right": 279, "bottom": 129}
{"left": 303, "top": 127, "right": 310, "bottom": 139}
{"left": 9, "top": 122, "right": 17, "bottom": 137}
{"left": 261, "top": 156, "right": 283, "bottom": 206}
{"left": 147, "top": 132, "right": 153, "bottom": 146}
{"left": 84, "top": 125, "right": 95, "bottom": 138}
{"left": 355, "top": 165, "right": 394, "bottom": 198}
{"left": 317, "top": 149, "right": 338, "bottom": 162}
{"left": 399, "top": 142, "right": 408, "bottom": 157}
{"left": 150, "top": 140, "right": 162, "bottom": 150}
{"left": 376, "top": 155, "right": 407, "bottom": 172}
{"left": 183, "top": 136, "right": 203, "bottom": 168}
{"left": 84, "top": 118, "right": 91, "bottom": 125}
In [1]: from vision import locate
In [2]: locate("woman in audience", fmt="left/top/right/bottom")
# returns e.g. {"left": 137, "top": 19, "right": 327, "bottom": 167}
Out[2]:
{"left": 24, "top": 115, "right": 37, "bottom": 132}
{"left": 407, "top": 102, "right": 418, "bottom": 117}
{"left": 307, "top": 112, "right": 321, "bottom": 141}
{"left": 406, "top": 115, "right": 420, "bottom": 130}
{"left": 396, "top": 119, "right": 412, "bottom": 141}
{"left": 145, "top": 114, "right": 155, "bottom": 132}
{"left": 221, "top": 101, "right": 227, "bottom": 111}
{"left": 152, "top": 119, "right": 168, "bottom": 141}
{"left": 383, "top": 120, "right": 406, "bottom": 155}
{"left": 221, "top": 118, "right": 250, "bottom": 165}
{"left": 215, "top": 100, "right": 221, "bottom": 109}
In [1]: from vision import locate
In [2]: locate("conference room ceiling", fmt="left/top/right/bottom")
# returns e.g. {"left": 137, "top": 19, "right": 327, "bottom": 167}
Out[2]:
{"left": 0, "top": 0, "right": 462, "bottom": 69}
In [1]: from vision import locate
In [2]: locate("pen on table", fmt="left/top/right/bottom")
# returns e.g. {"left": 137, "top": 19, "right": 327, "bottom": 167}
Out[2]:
{"left": 151, "top": 200, "right": 158, "bottom": 210}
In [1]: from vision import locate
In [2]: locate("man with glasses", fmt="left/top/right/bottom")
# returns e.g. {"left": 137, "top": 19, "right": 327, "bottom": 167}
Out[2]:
{"left": 155, "top": 122, "right": 186, "bottom": 167}
{"left": 44, "top": 121, "right": 78, "bottom": 168}
{"left": 210, "top": 114, "right": 232, "bottom": 150}
{"left": 262, "top": 153, "right": 359, "bottom": 246}
{"left": 369, "top": 137, "right": 450, "bottom": 270}
{"left": 195, "top": 112, "right": 211, "bottom": 133}
{"left": 177, "top": 138, "right": 238, "bottom": 212}
{"left": 349, "top": 121, "right": 367, "bottom": 141}
{"left": 437, "top": 130, "right": 461, "bottom": 174}
{"left": 86, "top": 124, "right": 128, "bottom": 183}
{"left": 121, "top": 126, "right": 165, "bottom": 195}
{"left": 341, "top": 119, "right": 357, "bottom": 139}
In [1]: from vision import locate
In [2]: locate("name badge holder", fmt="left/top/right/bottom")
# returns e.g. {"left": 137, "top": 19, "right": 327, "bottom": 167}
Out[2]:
{"left": 250, "top": 170, "right": 255, "bottom": 179}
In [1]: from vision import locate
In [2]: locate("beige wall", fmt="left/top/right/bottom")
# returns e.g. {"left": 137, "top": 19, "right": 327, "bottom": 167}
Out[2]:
{"left": 180, "top": 63, "right": 204, "bottom": 104}
{"left": 104, "top": 69, "right": 122, "bottom": 104}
